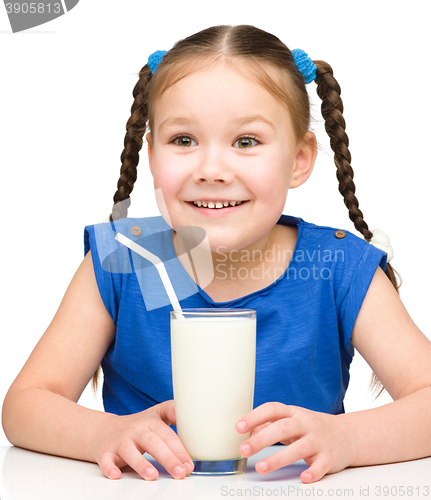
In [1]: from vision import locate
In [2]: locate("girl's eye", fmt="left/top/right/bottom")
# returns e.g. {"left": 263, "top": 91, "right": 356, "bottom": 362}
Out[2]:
{"left": 173, "top": 136, "right": 196, "bottom": 147}
{"left": 234, "top": 137, "right": 259, "bottom": 149}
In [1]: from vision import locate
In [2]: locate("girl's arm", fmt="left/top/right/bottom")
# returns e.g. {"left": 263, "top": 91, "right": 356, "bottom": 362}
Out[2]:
{"left": 236, "top": 266, "right": 431, "bottom": 483}
{"left": 2, "top": 252, "right": 193, "bottom": 480}
{"left": 341, "top": 265, "right": 431, "bottom": 465}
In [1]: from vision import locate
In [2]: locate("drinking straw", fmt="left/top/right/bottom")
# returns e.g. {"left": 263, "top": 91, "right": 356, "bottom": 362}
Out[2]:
{"left": 115, "top": 233, "right": 184, "bottom": 319}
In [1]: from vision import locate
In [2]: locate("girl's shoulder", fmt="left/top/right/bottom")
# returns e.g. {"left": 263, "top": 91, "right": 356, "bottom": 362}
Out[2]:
{"left": 84, "top": 216, "right": 171, "bottom": 261}
{"left": 286, "top": 217, "right": 389, "bottom": 337}
{"left": 280, "top": 215, "right": 383, "bottom": 262}
{"left": 83, "top": 216, "right": 178, "bottom": 323}
{"left": 85, "top": 215, "right": 169, "bottom": 241}
{"left": 279, "top": 215, "right": 388, "bottom": 290}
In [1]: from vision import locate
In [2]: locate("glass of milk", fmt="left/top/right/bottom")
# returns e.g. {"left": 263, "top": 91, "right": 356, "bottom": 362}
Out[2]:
{"left": 171, "top": 308, "right": 256, "bottom": 475}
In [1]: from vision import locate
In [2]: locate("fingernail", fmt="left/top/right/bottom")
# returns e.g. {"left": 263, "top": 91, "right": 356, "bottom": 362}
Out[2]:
{"left": 108, "top": 469, "right": 119, "bottom": 479}
{"left": 237, "top": 420, "right": 247, "bottom": 432}
{"left": 145, "top": 467, "right": 156, "bottom": 479}
{"left": 241, "top": 443, "right": 251, "bottom": 456}
{"left": 183, "top": 462, "right": 193, "bottom": 474}
{"left": 302, "top": 472, "right": 312, "bottom": 482}
{"left": 259, "top": 460, "right": 268, "bottom": 473}
{"left": 173, "top": 465, "right": 185, "bottom": 477}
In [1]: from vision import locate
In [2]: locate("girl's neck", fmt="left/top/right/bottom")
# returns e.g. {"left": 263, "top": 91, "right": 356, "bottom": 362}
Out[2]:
{"left": 172, "top": 224, "right": 297, "bottom": 301}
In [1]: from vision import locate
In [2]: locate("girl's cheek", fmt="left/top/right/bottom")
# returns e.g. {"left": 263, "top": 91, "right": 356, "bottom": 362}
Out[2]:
{"left": 154, "top": 151, "right": 192, "bottom": 172}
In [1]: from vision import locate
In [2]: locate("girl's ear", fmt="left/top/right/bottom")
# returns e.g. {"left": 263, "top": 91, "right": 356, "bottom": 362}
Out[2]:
{"left": 289, "top": 131, "right": 317, "bottom": 189}
{"left": 146, "top": 132, "right": 154, "bottom": 176}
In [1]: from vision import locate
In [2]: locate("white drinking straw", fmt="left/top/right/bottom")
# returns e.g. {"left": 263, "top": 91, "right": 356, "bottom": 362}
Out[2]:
{"left": 115, "top": 233, "right": 184, "bottom": 319}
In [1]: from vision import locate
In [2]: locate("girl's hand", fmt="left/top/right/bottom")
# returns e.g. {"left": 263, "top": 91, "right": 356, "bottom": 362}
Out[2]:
{"left": 92, "top": 400, "right": 194, "bottom": 481}
{"left": 236, "top": 403, "right": 355, "bottom": 483}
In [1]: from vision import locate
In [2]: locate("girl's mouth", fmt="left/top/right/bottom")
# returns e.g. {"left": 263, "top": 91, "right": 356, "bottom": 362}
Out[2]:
{"left": 193, "top": 200, "right": 245, "bottom": 209}
{"left": 186, "top": 200, "right": 249, "bottom": 214}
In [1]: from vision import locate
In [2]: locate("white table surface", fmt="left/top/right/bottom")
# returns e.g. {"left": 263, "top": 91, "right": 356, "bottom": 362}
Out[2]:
{"left": 1, "top": 445, "right": 430, "bottom": 500}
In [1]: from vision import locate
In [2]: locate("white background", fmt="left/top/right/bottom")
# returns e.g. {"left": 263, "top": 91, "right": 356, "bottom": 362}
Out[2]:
{"left": 1, "top": 1, "right": 430, "bottom": 447}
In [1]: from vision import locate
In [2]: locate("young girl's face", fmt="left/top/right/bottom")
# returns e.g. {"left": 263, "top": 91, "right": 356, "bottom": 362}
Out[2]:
{"left": 147, "top": 59, "right": 315, "bottom": 254}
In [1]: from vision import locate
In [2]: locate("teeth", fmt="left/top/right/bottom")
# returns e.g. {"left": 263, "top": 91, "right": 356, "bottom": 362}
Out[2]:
{"left": 193, "top": 200, "right": 244, "bottom": 209}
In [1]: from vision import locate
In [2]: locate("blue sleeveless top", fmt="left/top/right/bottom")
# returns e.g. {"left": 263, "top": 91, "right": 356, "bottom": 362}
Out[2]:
{"left": 84, "top": 215, "right": 387, "bottom": 416}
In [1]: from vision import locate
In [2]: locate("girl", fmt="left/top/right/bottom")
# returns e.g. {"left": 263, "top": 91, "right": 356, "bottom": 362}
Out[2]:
{"left": 2, "top": 25, "right": 431, "bottom": 484}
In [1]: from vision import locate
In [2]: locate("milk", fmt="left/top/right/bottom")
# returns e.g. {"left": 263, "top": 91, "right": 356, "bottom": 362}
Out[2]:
{"left": 171, "top": 314, "right": 256, "bottom": 461}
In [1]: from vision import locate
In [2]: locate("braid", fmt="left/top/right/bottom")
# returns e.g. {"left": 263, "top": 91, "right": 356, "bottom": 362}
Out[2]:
{"left": 314, "top": 61, "right": 372, "bottom": 240}
{"left": 109, "top": 65, "right": 152, "bottom": 221}
{"left": 313, "top": 61, "right": 400, "bottom": 289}
{"left": 92, "top": 66, "right": 152, "bottom": 391}
{"left": 313, "top": 60, "right": 402, "bottom": 399}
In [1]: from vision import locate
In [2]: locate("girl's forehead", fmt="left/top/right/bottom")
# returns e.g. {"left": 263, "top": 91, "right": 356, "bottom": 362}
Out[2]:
{"left": 152, "top": 59, "right": 290, "bottom": 121}
{"left": 161, "top": 57, "right": 285, "bottom": 95}
{"left": 167, "top": 62, "right": 263, "bottom": 97}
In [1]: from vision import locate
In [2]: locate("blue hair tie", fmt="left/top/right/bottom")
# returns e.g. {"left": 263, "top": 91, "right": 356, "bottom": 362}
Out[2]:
{"left": 292, "top": 49, "right": 316, "bottom": 84}
{"left": 147, "top": 50, "right": 167, "bottom": 74}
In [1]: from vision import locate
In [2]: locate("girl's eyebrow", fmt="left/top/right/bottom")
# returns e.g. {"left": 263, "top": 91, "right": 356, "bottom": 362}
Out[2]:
{"left": 232, "top": 114, "right": 275, "bottom": 130}
{"left": 158, "top": 114, "right": 275, "bottom": 134}
{"left": 158, "top": 116, "right": 197, "bottom": 134}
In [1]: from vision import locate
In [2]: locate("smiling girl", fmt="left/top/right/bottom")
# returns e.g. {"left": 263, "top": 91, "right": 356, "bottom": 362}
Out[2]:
{"left": 3, "top": 25, "right": 431, "bottom": 484}
{"left": 148, "top": 57, "right": 312, "bottom": 301}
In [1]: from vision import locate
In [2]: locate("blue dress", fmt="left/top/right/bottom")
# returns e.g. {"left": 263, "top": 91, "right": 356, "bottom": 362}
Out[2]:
{"left": 84, "top": 214, "right": 387, "bottom": 416}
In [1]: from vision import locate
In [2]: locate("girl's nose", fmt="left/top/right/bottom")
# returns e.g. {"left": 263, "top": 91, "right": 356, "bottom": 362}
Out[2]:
{"left": 192, "top": 150, "right": 235, "bottom": 184}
